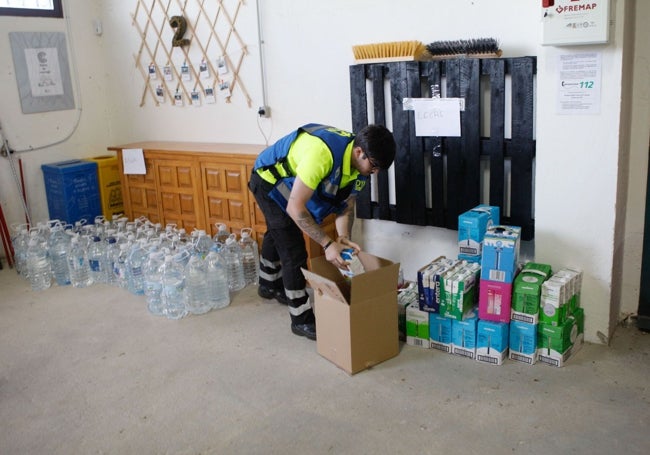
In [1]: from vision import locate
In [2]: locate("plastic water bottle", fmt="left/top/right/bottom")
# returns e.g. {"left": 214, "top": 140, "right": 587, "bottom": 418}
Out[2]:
{"left": 161, "top": 254, "right": 187, "bottom": 320}
{"left": 103, "top": 234, "right": 118, "bottom": 285}
{"left": 239, "top": 227, "right": 259, "bottom": 286}
{"left": 144, "top": 251, "right": 166, "bottom": 316}
{"left": 213, "top": 223, "right": 230, "bottom": 244}
{"left": 67, "top": 235, "right": 93, "bottom": 288}
{"left": 48, "top": 224, "right": 71, "bottom": 286}
{"left": 12, "top": 226, "right": 30, "bottom": 278}
{"left": 126, "top": 239, "right": 148, "bottom": 295}
{"left": 26, "top": 237, "right": 52, "bottom": 291}
{"left": 206, "top": 245, "right": 230, "bottom": 310}
{"left": 113, "top": 242, "right": 130, "bottom": 289}
{"left": 194, "top": 230, "right": 213, "bottom": 259}
{"left": 223, "top": 234, "right": 245, "bottom": 292}
{"left": 87, "top": 236, "right": 107, "bottom": 284}
{"left": 184, "top": 253, "right": 211, "bottom": 315}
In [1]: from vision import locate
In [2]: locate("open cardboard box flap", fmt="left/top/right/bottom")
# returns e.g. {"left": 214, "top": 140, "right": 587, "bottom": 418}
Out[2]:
{"left": 302, "top": 251, "right": 399, "bottom": 304}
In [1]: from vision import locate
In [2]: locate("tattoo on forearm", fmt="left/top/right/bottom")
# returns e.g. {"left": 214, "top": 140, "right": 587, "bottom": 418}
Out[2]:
{"left": 295, "top": 210, "right": 327, "bottom": 243}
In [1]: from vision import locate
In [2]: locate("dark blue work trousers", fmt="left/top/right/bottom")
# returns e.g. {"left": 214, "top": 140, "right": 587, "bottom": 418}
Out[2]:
{"left": 248, "top": 172, "right": 314, "bottom": 326}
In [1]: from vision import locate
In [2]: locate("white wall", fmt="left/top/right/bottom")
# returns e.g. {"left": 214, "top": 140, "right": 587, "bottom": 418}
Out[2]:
{"left": 1, "top": 0, "right": 648, "bottom": 344}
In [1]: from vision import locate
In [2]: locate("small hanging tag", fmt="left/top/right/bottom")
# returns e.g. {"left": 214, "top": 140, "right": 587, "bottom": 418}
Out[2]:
{"left": 204, "top": 87, "right": 216, "bottom": 104}
{"left": 218, "top": 79, "right": 231, "bottom": 100}
{"left": 163, "top": 65, "right": 173, "bottom": 81}
{"left": 191, "top": 89, "right": 201, "bottom": 107}
{"left": 199, "top": 60, "right": 210, "bottom": 79}
{"left": 217, "top": 56, "right": 229, "bottom": 75}
{"left": 181, "top": 61, "right": 191, "bottom": 82}
{"left": 174, "top": 89, "right": 183, "bottom": 106}
{"left": 155, "top": 85, "right": 165, "bottom": 103}
{"left": 148, "top": 63, "right": 157, "bottom": 80}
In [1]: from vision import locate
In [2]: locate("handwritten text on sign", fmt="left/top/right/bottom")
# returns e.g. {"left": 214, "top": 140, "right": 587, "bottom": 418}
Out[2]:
{"left": 403, "top": 98, "right": 462, "bottom": 137}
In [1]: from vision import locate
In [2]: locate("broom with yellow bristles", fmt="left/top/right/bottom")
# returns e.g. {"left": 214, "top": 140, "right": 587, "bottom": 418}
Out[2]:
{"left": 352, "top": 40, "right": 429, "bottom": 63}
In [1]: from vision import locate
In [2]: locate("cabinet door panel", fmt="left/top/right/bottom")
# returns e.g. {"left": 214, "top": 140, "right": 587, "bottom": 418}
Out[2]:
{"left": 225, "top": 168, "right": 245, "bottom": 193}
{"left": 180, "top": 194, "right": 197, "bottom": 214}
{"left": 160, "top": 192, "right": 181, "bottom": 212}
{"left": 206, "top": 196, "right": 227, "bottom": 219}
{"left": 228, "top": 200, "right": 246, "bottom": 223}
{"left": 178, "top": 167, "right": 194, "bottom": 188}
{"left": 201, "top": 161, "right": 250, "bottom": 232}
{"left": 158, "top": 165, "right": 178, "bottom": 187}
{"left": 203, "top": 168, "right": 223, "bottom": 192}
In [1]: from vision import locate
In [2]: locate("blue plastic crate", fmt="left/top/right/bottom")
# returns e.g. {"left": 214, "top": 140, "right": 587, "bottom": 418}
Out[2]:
{"left": 41, "top": 159, "right": 102, "bottom": 225}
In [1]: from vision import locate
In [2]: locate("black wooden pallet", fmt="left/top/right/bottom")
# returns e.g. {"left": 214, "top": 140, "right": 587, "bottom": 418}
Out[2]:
{"left": 350, "top": 57, "right": 536, "bottom": 240}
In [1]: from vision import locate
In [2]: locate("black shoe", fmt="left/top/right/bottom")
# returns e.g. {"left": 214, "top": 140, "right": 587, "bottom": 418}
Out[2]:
{"left": 257, "top": 285, "right": 290, "bottom": 305}
{"left": 291, "top": 323, "right": 317, "bottom": 340}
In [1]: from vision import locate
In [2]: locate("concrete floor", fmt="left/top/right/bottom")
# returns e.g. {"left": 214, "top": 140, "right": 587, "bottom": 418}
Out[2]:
{"left": 0, "top": 266, "right": 648, "bottom": 455}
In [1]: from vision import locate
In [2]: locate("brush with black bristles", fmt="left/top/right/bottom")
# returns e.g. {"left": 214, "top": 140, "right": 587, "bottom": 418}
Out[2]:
{"left": 425, "top": 38, "right": 502, "bottom": 59}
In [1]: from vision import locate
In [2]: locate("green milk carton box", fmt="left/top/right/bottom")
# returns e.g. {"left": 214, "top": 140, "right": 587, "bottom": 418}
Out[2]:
{"left": 539, "top": 275, "right": 569, "bottom": 326}
{"left": 398, "top": 281, "right": 418, "bottom": 341}
{"left": 406, "top": 304, "right": 431, "bottom": 349}
{"left": 512, "top": 263, "right": 553, "bottom": 324}
{"left": 537, "top": 314, "right": 583, "bottom": 367}
{"left": 440, "top": 262, "right": 479, "bottom": 321}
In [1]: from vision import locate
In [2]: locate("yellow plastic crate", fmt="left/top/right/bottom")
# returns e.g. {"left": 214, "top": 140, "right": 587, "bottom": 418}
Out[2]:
{"left": 85, "top": 155, "right": 124, "bottom": 219}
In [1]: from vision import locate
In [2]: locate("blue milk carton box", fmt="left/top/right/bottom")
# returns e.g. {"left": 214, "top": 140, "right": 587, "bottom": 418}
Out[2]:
{"left": 458, "top": 205, "right": 501, "bottom": 257}
{"left": 476, "top": 320, "right": 509, "bottom": 365}
{"left": 481, "top": 225, "right": 521, "bottom": 283}
{"left": 429, "top": 313, "right": 453, "bottom": 353}
{"left": 509, "top": 320, "right": 537, "bottom": 365}
{"left": 451, "top": 313, "right": 478, "bottom": 360}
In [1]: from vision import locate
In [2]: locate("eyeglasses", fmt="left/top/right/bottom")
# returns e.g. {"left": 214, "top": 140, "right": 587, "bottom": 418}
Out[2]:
{"left": 363, "top": 153, "right": 380, "bottom": 172}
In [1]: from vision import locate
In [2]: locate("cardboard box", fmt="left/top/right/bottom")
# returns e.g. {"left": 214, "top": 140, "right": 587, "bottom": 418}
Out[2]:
{"left": 478, "top": 279, "right": 513, "bottom": 323}
{"left": 537, "top": 308, "right": 585, "bottom": 367}
{"left": 417, "top": 256, "right": 451, "bottom": 313}
{"left": 509, "top": 320, "right": 538, "bottom": 365}
{"left": 481, "top": 225, "right": 521, "bottom": 283}
{"left": 457, "top": 252, "right": 481, "bottom": 264}
{"left": 476, "top": 320, "right": 509, "bottom": 365}
{"left": 451, "top": 315, "right": 478, "bottom": 359}
{"left": 511, "top": 263, "right": 552, "bottom": 324}
{"left": 302, "top": 252, "right": 400, "bottom": 375}
{"left": 397, "top": 282, "right": 418, "bottom": 341}
{"left": 406, "top": 304, "right": 431, "bottom": 349}
{"left": 458, "top": 204, "right": 500, "bottom": 256}
{"left": 440, "top": 263, "right": 480, "bottom": 321}
{"left": 429, "top": 313, "right": 452, "bottom": 353}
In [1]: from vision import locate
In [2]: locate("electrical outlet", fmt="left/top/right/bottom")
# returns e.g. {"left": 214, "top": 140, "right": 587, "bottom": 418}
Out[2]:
{"left": 258, "top": 106, "right": 270, "bottom": 118}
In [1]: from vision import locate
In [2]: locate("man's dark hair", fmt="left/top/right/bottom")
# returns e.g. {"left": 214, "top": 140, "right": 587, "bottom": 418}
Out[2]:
{"left": 354, "top": 124, "right": 396, "bottom": 170}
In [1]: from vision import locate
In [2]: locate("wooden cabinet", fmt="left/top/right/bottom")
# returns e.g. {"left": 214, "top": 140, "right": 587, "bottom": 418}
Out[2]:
{"left": 109, "top": 141, "right": 333, "bottom": 262}
{"left": 110, "top": 141, "right": 262, "bottom": 238}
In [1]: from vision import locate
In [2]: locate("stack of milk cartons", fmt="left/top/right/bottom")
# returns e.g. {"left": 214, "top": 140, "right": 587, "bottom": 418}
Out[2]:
{"left": 537, "top": 268, "right": 584, "bottom": 367}
{"left": 411, "top": 256, "right": 481, "bottom": 357}
{"left": 478, "top": 225, "right": 521, "bottom": 364}
{"left": 508, "top": 262, "right": 552, "bottom": 365}
{"left": 441, "top": 262, "right": 481, "bottom": 359}
{"left": 409, "top": 256, "right": 456, "bottom": 350}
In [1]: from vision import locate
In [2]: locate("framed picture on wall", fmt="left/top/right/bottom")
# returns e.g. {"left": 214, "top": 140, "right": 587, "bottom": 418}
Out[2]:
{"left": 8, "top": 31, "right": 75, "bottom": 114}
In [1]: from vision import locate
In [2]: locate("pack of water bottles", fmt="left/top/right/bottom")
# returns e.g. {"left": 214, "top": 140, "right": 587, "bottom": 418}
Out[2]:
{"left": 9, "top": 215, "right": 261, "bottom": 320}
